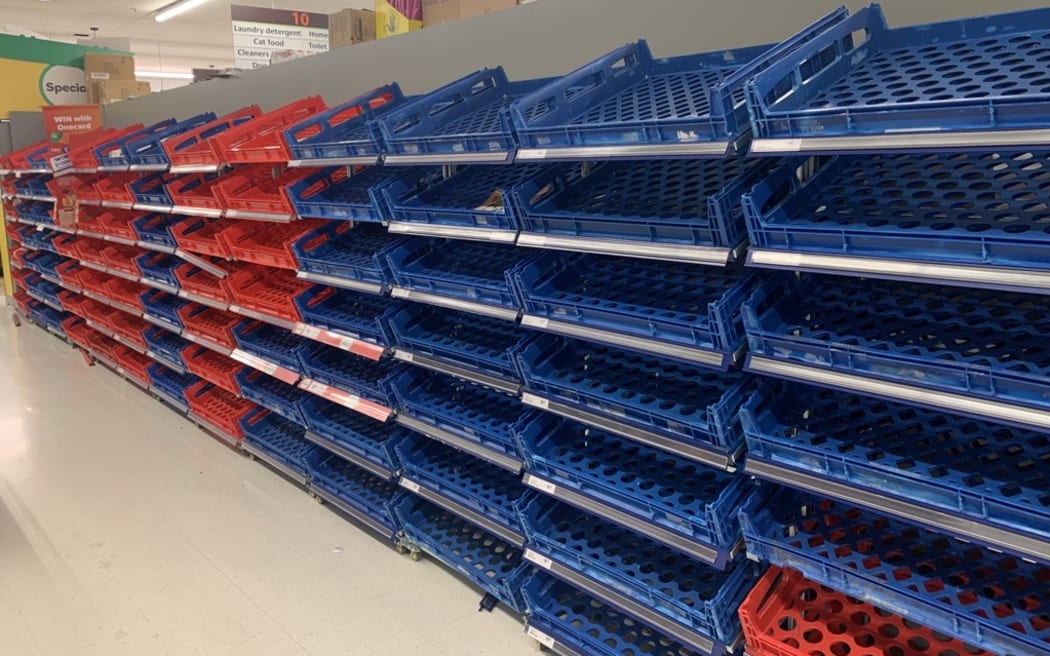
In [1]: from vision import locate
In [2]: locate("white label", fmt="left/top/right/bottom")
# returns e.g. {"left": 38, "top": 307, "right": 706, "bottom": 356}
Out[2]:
{"left": 231, "top": 349, "right": 277, "bottom": 375}
{"left": 337, "top": 336, "right": 356, "bottom": 351}
{"left": 523, "top": 550, "right": 552, "bottom": 570}
{"left": 295, "top": 323, "right": 321, "bottom": 339}
{"left": 782, "top": 138, "right": 802, "bottom": 151}
{"left": 397, "top": 350, "right": 415, "bottom": 363}
{"left": 400, "top": 479, "right": 421, "bottom": 493}
{"left": 525, "top": 475, "right": 557, "bottom": 496}
{"left": 522, "top": 393, "right": 550, "bottom": 410}
{"left": 526, "top": 627, "right": 555, "bottom": 649}
{"left": 521, "top": 315, "right": 549, "bottom": 329}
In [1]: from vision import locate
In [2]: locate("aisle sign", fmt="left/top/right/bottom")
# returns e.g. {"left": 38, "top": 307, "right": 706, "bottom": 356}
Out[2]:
{"left": 231, "top": 4, "right": 329, "bottom": 70}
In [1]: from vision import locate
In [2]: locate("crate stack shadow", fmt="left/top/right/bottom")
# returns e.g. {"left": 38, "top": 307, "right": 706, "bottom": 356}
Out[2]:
{"left": 5, "top": 5, "right": 1050, "bottom": 656}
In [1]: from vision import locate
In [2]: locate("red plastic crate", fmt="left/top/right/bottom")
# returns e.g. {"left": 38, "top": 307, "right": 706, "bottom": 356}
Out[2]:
{"left": 170, "top": 217, "right": 237, "bottom": 258}
{"left": 55, "top": 259, "right": 88, "bottom": 286}
{"left": 226, "top": 264, "right": 312, "bottom": 322}
{"left": 13, "top": 292, "right": 31, "bottom": 315}
{"left": 178, "top": 305, "right": 242, "bottom": 350}
{"left": 77, "top": 268, "right": 112, "bottom": 297}
{"left": 96, "top": 209, "right": 141, "bottom": 242}
{"left": 73, "top": 236, "right": 109, "bottom": 266}
{"left": 739, "top": 567, "right": 988, "bottom": 656}
{"left": 94, "top": 173, "right": 139, "bottom": 206}
{"left": 163, "top": 105, "right": 262, "bottom": 170}
{"left": 0, "top": 141, "right": 48, "bottom": 172}
{"left": 214, "top": 165, "right": 311, "bottom": 221}
{"left": 184, "top": 347, "right": 246, "bottom": 395}
{"left": 56, "top": 288, "right": 80, "bottom": 311}
{"left": 114, "top": 343, "right": 153, "bottom": 386}
{"left": 166, "top": 173, "right": 227, "bottom": 214}
{"left": 68, "top": 125, "right": 141, "bottom": 171}
{"left": 10, "top": 267, "right": 33, "bottom": 287}
{"left": 173, "top": 260, "right": 233, "bottom": 303}
{"left": 75, "top": 207, "right": 109, "bottom": 236}
{"left": 83, "top": 328, "right": 119, "bottom": 362}
{"left": 213, "top": 97, "right": 325, "bottom": 164}
{"left": 222, "top": 219, "right": 327, "bottom": 270}
{"left": 79, "top": 297, "right": 120, "bottom": 326}
{"left": 102, "top": 277, "right": 149, "bottom": 311}
{"left": 61, "top": 315, "right": 85, "bottom": 334}
{"left": 101, "top": 243, "right": 143, "bottom": 275}
{"left": 110, "top": 315, "right": 151, "bottom": 351}
{"left": 52, "top": 233, "right": 81, "bottom": 258}
{"left": 65, "top": 318, "right": 95, "bottom": 347}
{"left": 185, "top": 382, "right": 260, "bottom": 439}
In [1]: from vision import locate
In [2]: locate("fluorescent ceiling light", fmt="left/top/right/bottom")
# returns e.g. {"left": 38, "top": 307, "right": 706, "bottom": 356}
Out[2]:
{"left": 137, "top": 70, "right": 194, "bottom": 80}
{"left": 154, "top": 0, "right": 211, "bottom": 23}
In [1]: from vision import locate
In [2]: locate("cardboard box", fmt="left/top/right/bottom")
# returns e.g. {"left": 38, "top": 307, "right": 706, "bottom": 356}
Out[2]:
{"left": 83, "top": 53, "right": 135, "bottom": 82}
{"left": 95, "top": 79, "right": 151, "bottom": 105}
{"left": 376, "top": 0, "right": 422, "bottom": 38}
{"left": 330, "top": 8, "right": 377, "bottom": 48}
{"left": 423, "top": 0, "right": 517, "bottom": 26}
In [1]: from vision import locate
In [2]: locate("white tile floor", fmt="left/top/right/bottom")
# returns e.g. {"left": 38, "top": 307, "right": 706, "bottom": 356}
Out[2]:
{"left": 0, "top": 314, "right": 539, "bottom": 656}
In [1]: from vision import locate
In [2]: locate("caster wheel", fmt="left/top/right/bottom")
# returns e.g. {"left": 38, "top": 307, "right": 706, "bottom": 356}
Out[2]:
{"left": 410, "top": 551, "right": 421, "bottom": 562}
{"left": 247, "top": 453, "right": 256, "bottom": 461}
{"left": 397, "top": 545, "right": 409, "bottom": 555}
{"left": 310, "top": 493, "right": 323, "bottom": 504}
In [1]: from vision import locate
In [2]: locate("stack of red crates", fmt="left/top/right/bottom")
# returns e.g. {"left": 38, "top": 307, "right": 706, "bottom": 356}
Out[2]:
{"left": 225, "top": 264, "right": 313, "bottom": 322}
{"left": 162, "top": 105, "right": 262, "bottom": 171}
{"left": 184, "top": 347, "right": 247, "bottom": 395}
{"left": 170, "top": 216, "right": 238, "bottom": 258}
{"left": 174, "top": 260, "right": 232, "bottom": 304}
{"left": 113, "top": 344, "right": 154, "bottom": 386}
{"left": 177, "top": 305, "right": 243, "bottom": 350}
{"left": 221, "top": 219, "right": 327, "bottom": 270}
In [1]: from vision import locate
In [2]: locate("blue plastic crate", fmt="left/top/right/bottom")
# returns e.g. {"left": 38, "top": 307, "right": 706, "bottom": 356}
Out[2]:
{"left": 14, "top": 200, "right": 55, "bottom": 224}
{"left": 135, "top": 252, "right": 182, "bottom": 290}
{"left": 131, "top": 213, "right": 182, "bottom": 251}
{"left": 516, "top": 413, "right": 753, "bottom": 567}
{"left": 286, "top": 165, "right": 418, "bottom": 222}
{"left": 13, "top": 174, "right": 52, "bottom": 198}
{"left": 512, "top": 158, "right": 771, "bottom": 263}
{"left": 521, "top": 497, "right": 756, "bottom": 654}
{"left": 20, "top": 227, "right": 61, "bottom": 253}
{"left": 747, "top": 5, "right": 1050, "bottom": 154}
{"left": 393, "top": 494, "right": 530, "bottom": 612}
{"left": 386, "top": 238, "right": 527, "bottom": 320}
{"left": 741, "top": 380, "right": 1050, "bottom": 565}
{"left": 307, "top": 453, "right": 402, "bottom": 540}
{"left": 123, "top": 113, "right": 216, "bottom": 169}
{"left": 144, "top": 326, "right": 191, "bottom": 369}
{"left": 141, "top": 289, "right": 189, "bottom": 330}
{"left": 129, "top": 173, "right": 175, "bottom": 210}
{"left": 744, "top": 152, "right": 1050, "bottom": 293}
{"left": 742, "top": 273, "right": 1050, "bottom": 432}
{"left": 283, "top": 84, "right": 405, "bottom": 165}
{"left": 383, "top": 164, "right": 545, "bottom": 241}
{"left": 386, "top": 304, "right": 527, "bottom": 393}
{"left": 507, "top": 38, "right": 780, "bottom": 160}
{"left": 523, "top": 574, "right": 707, "bottom": 656}
{"left": 292, "top": 222, "right": 405, "bottom": 295}
{"left": 240, "top": 410, "right": 321, "bottom": 480}
{"left": 741, "top": 487, "right": 1050, "bottom": 656}
{"left": 95, "top": 119, "right": 177, "bottom": 169}
{"left": 396, "top": 438, "right": 532, "bottom": 545}
{"left": 293, "top": 286, "right": 397, "bottom": 348}
{"left": 376, "top": 68, "right": 549, "bottom": 164}
{"left": 24, "top": 276, "right": 65, "bottom": 309}
{"left": 392, "top": 369, "right": 529, "bottom": 473}
{"left": 514, "top": 335, "right": 752, "bottom": 471}
{"left": 296, "top": 342, "right": 404, "bottom": 407}
{"left": 512, "top": 252, "right": 758, "bottom": 369}
{"left": 146, "top": 362, "right": 199, "bottom": 406}
{"left": 21, "top": 250, "right": 67, "bottom": 277}
{"left": 298, "top": 395, "right": 411, "bottom": 479}
{"left": 232, "top": 321, "right": 312, "bottom": 373}
{"left": 30, "top": 303, "right": 73, "bottom": 334}
{"left": 236, "top": 369, "right": 308, "bottom": 423}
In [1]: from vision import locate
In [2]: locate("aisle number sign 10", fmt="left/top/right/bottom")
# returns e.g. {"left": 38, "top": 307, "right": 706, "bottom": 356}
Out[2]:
{"left": 231, "top": 4, "right": 329, "bottom": 70}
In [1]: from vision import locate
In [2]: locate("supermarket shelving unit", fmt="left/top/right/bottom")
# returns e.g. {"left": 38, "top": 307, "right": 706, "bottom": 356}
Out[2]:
{"left": 9, "top": 6, "right": 1050, "bottom": 654}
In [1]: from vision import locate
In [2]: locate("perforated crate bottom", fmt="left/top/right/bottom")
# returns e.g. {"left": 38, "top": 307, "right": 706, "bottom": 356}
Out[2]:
{"left": 414, "top": 164, "right": 546, "bottom": 211}
{"left": 408, "top": 240, "right": 526, "bottom": 287}
{"left": 745, "top": 490, "right": 1050, "bottom": 655}
{"left": 748, "top": 383, "right": 1050, "bottom": 538}
{"left": 393, "top": 308, "right": 522, "bottom": 376}
{"left": 525, "top": 575, "right": 702, "bottom": 656}
{"left": 574, "top": 68, "right": 731, "bottom": 126}
{"left": 766, "top": 276, "right": 1050, "bottom": 377}
{"left": 527, "top": 419, "right": 744, "bottom": 540}
{"left": 740, "top": 567, "right": 988, "bottom": 656}
{"left": 797, "top": 29, "right": 1050, "bottom": 113}
{"left": 537, "top": 255, "right": 742, "bottom": 324}
{"left": 397, "top": 495, "right": 526, "bottom": 610}
{"left": 243, "top": 414, "right": 313, "bottom": 469}
{"left": 528, "top": 501, "right": 746, "bottom": 640}
{"left": 297, "top": 223, "right": 397, "bottom": 273}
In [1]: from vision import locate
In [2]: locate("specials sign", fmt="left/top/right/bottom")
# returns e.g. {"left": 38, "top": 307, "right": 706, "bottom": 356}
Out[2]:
{"left": 231, "top": 4, "right": 329, "bottom": 70}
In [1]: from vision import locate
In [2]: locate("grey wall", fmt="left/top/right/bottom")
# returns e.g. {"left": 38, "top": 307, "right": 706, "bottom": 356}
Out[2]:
{"left": 103, "top": 0, "right": 1050, "bottom": 127}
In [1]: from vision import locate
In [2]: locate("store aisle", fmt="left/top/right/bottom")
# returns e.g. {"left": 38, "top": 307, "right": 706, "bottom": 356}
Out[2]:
{"left": 0, "top": 316, "right": 536, "bottom": 656}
